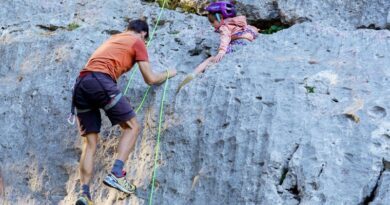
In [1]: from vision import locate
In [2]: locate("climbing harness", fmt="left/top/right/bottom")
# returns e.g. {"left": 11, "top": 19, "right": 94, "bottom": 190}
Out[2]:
{"left": 68, "top": 72, "right": 123, "bottom": 123}
{"left": 67, "top": 113, "right": 76, "bottom": 125}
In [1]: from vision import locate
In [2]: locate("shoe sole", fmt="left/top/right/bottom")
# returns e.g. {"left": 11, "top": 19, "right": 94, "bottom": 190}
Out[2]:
{"left": 103, "top": 176, "right": 135, "bottom": 194}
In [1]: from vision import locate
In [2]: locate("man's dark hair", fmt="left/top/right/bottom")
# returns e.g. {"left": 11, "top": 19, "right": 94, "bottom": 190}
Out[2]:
{"left": 127, "top": 19, "right": 149, "bottom": 40}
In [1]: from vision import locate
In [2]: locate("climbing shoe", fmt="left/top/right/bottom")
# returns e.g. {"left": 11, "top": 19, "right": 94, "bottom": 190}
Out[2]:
{"left": 103, "top": 172, "right": 136, "bottom": 194}
{"left": 75, "top": 193, "right": 93, "bottom": 205}
{"left": 177, "top": 73, "right": 196, "bottom": 93}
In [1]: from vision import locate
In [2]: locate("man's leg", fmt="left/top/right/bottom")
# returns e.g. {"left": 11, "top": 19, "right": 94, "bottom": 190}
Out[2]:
{"left": 80, "top": 132, "right": 98, "bottom": 184}
{"left": 79, "top": 132, "right": 98, "bottom": 200}
{"left": 118, "top": 117, "right": 141, "bottom": 162}
{"left": 111, "top": 117, "right": 140, "bottom": 176}
{"left": 74, "top": 73, "right": 104, "bottom": 204}
{"left": 100, "top": 78, "right": 139, "bottom": 193}
{"left": 103, "top": 117, "right": 140, "bottom": 194}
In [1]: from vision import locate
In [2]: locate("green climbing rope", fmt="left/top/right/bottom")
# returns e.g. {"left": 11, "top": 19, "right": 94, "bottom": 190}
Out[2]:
{"left": 148, "top": 72, "right": 169, "bottom": 205}
{"left": 135, "top": 86, "right": 151, "bottom": 114}
{"left": 123, "top": 0, "right": 167, "bottom": 98}
{"left": 121, "top": 0, "right": 169, "bottom": 204}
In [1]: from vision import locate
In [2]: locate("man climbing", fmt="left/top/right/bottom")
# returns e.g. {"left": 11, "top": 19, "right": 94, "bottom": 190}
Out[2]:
{"left": 72, "top": 19, "right": 177, "bottom": 205}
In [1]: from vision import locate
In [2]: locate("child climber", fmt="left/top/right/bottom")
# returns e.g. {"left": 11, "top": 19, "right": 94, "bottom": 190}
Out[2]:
{"left": 177, "top": 1, "right": 259, "bottom": 91}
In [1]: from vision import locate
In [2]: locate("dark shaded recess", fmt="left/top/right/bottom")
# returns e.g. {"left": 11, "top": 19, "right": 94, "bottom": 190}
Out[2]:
{"left": 361, "top": 159, "right": 388, "bottom": 205}
{"left": 247, "top": 18, "right": 291, "bottom": 31}
{"left": 357, "top": 24, "right": 384, "bottom": 30}
{"left": 279, "top": 167, "right": 288, "bottom": 185}
{"left": 103, "top": 30, "right": 121, "bottom": 35}
{"left": 288, "top": 183, "right": 301, "bottom": 202}
{"left": 188, "top": 48, "right": 203, "bottom": 56}
{"left": 37, "top": 24, "right": 64, "bottom": 31}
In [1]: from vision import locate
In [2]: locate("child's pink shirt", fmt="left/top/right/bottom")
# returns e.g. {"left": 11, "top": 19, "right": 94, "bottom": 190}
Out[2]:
{"left": 216, "top": 16, "right": 258, "bottom": 55}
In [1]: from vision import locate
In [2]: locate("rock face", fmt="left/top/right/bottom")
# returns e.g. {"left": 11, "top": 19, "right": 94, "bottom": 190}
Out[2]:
{"left": 236, "top": 0, "right": 280, "bottom": 20}
{"left": 1, "top": 0, "right": 390, "bottom": 205}
{"left": 278, "top": 0, "right": 390, "bottom": 28}
{"left": 238, "top": 0, "right": 390, "bottom": 28}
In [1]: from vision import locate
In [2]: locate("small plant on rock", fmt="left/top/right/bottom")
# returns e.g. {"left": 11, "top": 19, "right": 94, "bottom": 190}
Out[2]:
{"left": 67, "top": 22, "right": 80, "bottom": 31}
{"left": 304, "top": 86, "right": 315, "bottom": 93}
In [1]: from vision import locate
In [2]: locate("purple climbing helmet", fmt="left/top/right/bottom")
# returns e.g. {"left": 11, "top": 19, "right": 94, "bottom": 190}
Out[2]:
{"left": 205, "top": 1, "right": 236, "bottom": 19}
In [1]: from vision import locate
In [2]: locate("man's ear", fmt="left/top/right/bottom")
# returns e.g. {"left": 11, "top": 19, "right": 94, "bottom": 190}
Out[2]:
{"left": 140, "top": 31, "right": 148, "bottom": 41}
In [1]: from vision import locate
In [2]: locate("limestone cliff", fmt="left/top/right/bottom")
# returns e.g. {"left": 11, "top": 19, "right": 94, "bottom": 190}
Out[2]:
{"left": 0, "top": 0, "right": 389, "bottom": 204}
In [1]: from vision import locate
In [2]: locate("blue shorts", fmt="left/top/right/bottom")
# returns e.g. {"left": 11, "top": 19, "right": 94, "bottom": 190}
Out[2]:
{"left": 73, "top": 72, "right": 136, "bottom": 136}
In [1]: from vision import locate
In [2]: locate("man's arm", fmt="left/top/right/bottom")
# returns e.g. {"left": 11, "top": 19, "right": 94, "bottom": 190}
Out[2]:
{"left": 137, "top": 61, "right": 177, "bottom": 85}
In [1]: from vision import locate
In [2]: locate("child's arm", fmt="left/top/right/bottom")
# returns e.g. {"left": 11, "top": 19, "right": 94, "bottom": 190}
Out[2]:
{"left": 212, "top": 26, "right": 231, "bottom": 63}
{"left": 194, "top": 57, "right": 214, "bottom": 74}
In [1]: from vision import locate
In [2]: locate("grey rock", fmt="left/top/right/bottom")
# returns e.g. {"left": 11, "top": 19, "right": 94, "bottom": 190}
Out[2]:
{"left": 151, "top": 0, "right": 390, "bottom": 29}
{"left": 1, "top": 0, "right": 390, "bottom": 205}
{"left": 371, "top": 171, "right": 390, "bottom": 205}
{"left": 277, "top": 0, "right": 390, "bottom": 28}
{"left": 174, "top": 0, "right": 390, "bottom": 29}
{"left": 387, "top": 11, "right": 390, "bottom": 29}
{"left": 236, "top": 0, "right": 280, "bottom": 20}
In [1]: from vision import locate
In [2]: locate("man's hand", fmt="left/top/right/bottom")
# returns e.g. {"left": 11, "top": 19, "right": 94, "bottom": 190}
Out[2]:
{"left": 153, "top": 68, "right": 177, "bottom": 86}
{"left": 166, "top": 68, "right": 177, "bottom": 79}
{"left": 211, "top": 53, "right": 224, "bottom": 63}
{"left": 138, "top": 61, "right": 178, "bottom": 85}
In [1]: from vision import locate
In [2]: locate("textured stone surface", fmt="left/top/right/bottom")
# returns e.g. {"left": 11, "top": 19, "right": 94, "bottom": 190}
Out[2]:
{"left": 174, "top": 0, "right": 390, "bottom": 29}
{"left": 1, "top": 0, "right": 390, "bottom": 205}
{"left": 236, "top": 0, "right": 280, "bottom": 20}
{"left": 151, "top": 0, "right": 390, "bottom": 29}
{"left": 277, "top": 0, "right": 390, "bottom": 28}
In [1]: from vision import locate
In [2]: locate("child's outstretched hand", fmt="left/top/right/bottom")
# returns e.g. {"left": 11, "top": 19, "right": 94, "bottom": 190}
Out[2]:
{"left": 167, "top": 68, "right": 177, "bottom": 79}
{"left": 211, "top": 53, "right": 224, "bottom": 63}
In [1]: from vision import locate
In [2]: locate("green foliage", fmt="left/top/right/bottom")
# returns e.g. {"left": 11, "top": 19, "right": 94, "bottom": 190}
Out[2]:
{"left": 305, "top": 86, "right": 315, "bottom": 93}
{"left": 67, "top": 22, "right": 80, "bottom": 31}
{"left": 181, "top": 4, "right": 197, "bottom": 13}
{"left": 157, "top": 0, "right": 179, "bottom": 9}
{"left": 262, "top": 25, "right": 286, "bottom": 34}
{"left": 156, "top": 0, "right": 196, "bottom": 13}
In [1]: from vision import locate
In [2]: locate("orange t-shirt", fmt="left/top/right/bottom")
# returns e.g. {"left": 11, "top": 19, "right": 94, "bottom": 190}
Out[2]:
{"left": 80, "top": 32, "right": 149, "bottom": 81}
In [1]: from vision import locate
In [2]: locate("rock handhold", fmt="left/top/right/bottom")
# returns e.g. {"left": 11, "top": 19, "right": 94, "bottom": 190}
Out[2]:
{"left": 343, "top": 99, "right": 364, "bottom": 123}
